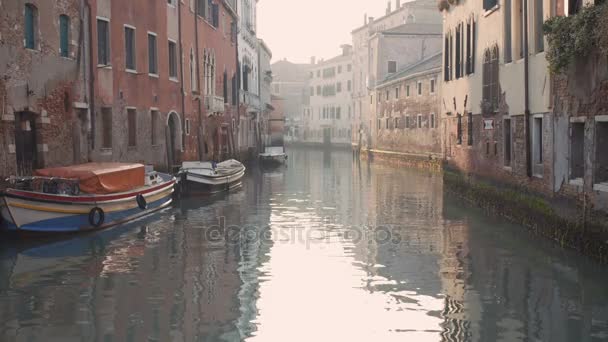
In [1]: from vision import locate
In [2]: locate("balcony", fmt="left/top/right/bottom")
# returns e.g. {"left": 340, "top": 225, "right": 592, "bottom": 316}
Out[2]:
{"left": 205, "top": 95, "right": 225, "bottom": 114}
{"left": 242, "top": 91, "right": 261, "bottom": 110}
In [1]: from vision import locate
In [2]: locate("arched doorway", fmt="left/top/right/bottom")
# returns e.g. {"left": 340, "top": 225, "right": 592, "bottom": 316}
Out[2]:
{"left": 166, "top": 111, "right": 182, "bottom": 171}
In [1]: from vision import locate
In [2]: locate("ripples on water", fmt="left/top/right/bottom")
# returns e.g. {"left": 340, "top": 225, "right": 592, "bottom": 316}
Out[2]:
{"left": 1, "top": 149, "right": 608, "bottom": 342}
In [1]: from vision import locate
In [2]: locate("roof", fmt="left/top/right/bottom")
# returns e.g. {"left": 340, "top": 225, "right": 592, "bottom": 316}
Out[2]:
{"left": 382, "top": 23, "right": 442, "bottom": 36}
{"left": 378, "top": 52, "right": 442, "bottom": 86}
{"left": 351, "top": 0, "right": 438, "bottom": 34}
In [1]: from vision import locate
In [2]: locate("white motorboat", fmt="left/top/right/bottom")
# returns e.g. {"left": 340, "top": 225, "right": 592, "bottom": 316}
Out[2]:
{"left": 259, "top": 146, "right": 288, "bottom": 165}
{"left": 179, "top": 159, "right": 246, "bottom": 194}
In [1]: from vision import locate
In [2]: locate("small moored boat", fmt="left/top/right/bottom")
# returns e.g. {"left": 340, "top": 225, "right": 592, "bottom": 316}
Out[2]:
{"left": 179, "top": 159, "right": 245, "bottom": 195}
{"left": 0, "top": 163, "right": 175, "bottom": 233}
{"left": 259, "top": 146, "right": 287, "bottom": 165}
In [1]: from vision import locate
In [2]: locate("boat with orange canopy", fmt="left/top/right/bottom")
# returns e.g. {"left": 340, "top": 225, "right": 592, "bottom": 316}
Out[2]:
{"left": 0, "top": 163, "right": 175, "bottom": 233}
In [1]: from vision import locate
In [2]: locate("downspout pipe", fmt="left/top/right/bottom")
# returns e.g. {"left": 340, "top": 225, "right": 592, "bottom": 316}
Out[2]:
{"left": 85, "top": 0, "right": 95, "bottom": 154}
{"left": 178, "top": 0, "right": 186, "bottom": 163}
{"left": 194, "top": 0, "right": 203, "bottom": 161}
{"left": 524, "top": 0, "right": 532, "bottom": 177}
{"left": 235, "top": 0, "right": 241, "bottom": 160}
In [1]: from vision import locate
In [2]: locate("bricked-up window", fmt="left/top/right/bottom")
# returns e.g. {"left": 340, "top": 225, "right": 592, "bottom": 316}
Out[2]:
{"left": 457, "top": 114, "right": 463, "bottom": 145}
{"left": 151, "top": 110, "right": 159, "bottom": 145}
{"left": 482, "top": 46, "right": 499, "bottom": 112}
{"left": 168, "top": 41, "right": 177, "bottom": 78}
{"left": 388, "top": 61, "right": 397, "bottom": 74}
{"left": 59, "top": 15, "right": 70, "bottom": 57}
{"left": 101, "top": 108, "right": 112, "bottom": 148}
{"left": 148, "top": 33, "right": 158, "bottom": 75}
{"left": 24, "top": 4, "right": 38, "bottom": 49}
{"left": 127, "top": 109, "right": 137, "bottom": 147}
{"left": 125, "top": 26, "right": 136, "bottom": 71}
{"left": 467, "top": 112, "right": 473, "bottom": 146}
{"left": 504, "top": 118, "right": 512, "bottom": 167}
{"left": 97, "top": 19, "right": 110, "bottom": 65}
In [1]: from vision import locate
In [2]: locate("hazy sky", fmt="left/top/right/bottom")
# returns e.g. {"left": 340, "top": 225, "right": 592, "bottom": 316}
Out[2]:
{"left": 258, "top": 0, "right": 397, "bottom": 64}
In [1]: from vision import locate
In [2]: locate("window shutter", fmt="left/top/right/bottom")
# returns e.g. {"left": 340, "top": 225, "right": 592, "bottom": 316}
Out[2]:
{"left": 60, "top": 16, "right": 69, "bottom": 57}
{"left": 212, "top": 4, "right": 219, "bottom": 27}
{"left": 25, "top": 5, "right": 35, "bottom": 49}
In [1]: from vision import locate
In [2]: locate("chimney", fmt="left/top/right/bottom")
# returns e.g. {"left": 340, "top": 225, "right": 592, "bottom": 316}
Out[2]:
{"left": 386, "top": 1, "right": 391, "bottom": 14}
{"left": 311, "top": 56, "right": 316, "bottom": 65}
{"left": 364, "top": 13, "right": 367, "bottom": 26}
{"left": 341, "top": 44, "right": 353, "bottom": 56}
{"left": 396, "top": 0, "right": 401, "bottom": 9}
{"left": 368, "top": 16, "right": 374, "bottom": 25}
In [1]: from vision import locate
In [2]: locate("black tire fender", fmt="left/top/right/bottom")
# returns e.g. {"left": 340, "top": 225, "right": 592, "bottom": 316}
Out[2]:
{"left": 89, "top": 207, "right": 105, "bottom": 228}
{"left": 136, "top": 194, "right": 147, "bottom": 210}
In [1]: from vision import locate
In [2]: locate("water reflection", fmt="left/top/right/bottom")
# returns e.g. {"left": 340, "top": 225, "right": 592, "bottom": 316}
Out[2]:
{"left": 0, "top": 149, "right": 607, "bottom": 341}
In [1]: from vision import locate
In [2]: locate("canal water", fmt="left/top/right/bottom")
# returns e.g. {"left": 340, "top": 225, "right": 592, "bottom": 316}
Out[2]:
{"left": 1, "top": 148, "right": 608, "bottom": 342}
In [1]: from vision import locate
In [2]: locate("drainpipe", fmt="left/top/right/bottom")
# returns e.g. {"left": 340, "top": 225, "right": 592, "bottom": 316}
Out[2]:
{"left": 524, "top": 0, "right": 532, "bottom": 177}
{"left": 178, "top": 0, "right": 186, "bottom": 163}
{"left": 85, "top": 0, "right": 95, "bottom": 155}
{"left": 194, "top": 0, "right": 203, "bottom": 161}
{"left": 235, "top": 0, "right": 241, "bottom": 160}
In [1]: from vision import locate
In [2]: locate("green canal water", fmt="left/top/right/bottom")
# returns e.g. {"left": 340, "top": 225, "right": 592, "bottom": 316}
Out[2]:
{"left": 1, "top": 148, "right": 607, "bottom": 341}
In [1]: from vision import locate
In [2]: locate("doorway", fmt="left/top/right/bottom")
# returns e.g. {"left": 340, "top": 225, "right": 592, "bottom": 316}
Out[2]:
{"left": 15, "top": 111, "right": 38, "bottom": 175}
{"left": 166, "top": 112, "right": 181, "bottom": 171}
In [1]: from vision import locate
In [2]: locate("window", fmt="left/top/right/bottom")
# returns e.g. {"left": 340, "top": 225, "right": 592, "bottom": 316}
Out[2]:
{"left": 211, "top": 3, "right": 219, "bottom": 28}
{"left": 417, "top": 81, "right": 422, "bottom": 96}
{"left": 467, "top": 112, "right": 473, "bottom": 146}
{"left": 430, "top": 114, "right": 436, "bottom": 128}
{"left": 317, "top": 86, "right": 321, "bottom": 95}
{"left": 466, "top": 17, "right": 476, "bottom": 74}
{"left": 455, "top": 24, "right": 461, "bottom": 79}
{"left": 232, "top": 74, "right": 237, "bottom": 105}
{"left": 417, "top": 114, "right": 423, "bottom": 128}
{"left": 533, "top": 117, "right": 543, "bottom": 164}
{"left": 338, "top": 65, "right": 342, "bottom": 73}
{"left": 125, "top": 26, "right": 136, "bottom": 71}
{"left": 24, "top": 4, "right": 38, "bottom": 49}
{"left": 101, "top": 108, "right": 112, "bottom": 148}
{"left": 347, "top": 64, "right": 352, "bottom": 72}
{"left": 59, "top": 15, "right": 70, "bottom": 57}
{"left": 504, "top": 0, "right": 513, "bottom": 63}
{"left": 430, "top": 79, "right": 436, "bottom": 94}
{"left": 185, "top": 119, "right": 191, "bottom": 136}
{"left": 168, "top": 40, "right": 177, "bottom": 78}
{"left": 484, "top": 0, "right": 498, "bottom": 10}
{"left": 347, "top": 80, "right": 352, "bottom": 91}
{"left": 570, "top": 122, "right": 585, "bottom": 180}
{"left": 190, "top": 48, "right": 198, "bottom": 92}
{"left": 337, "top": 82, "right": 342, "bottom": 92}
{"left": 395, "top": 87, "right": 399, "bottom": 99}
{"left": 457, "top": 114, "right": 463, "bottom": 144}
{"left": 336, "top": 107, "right": 341, "bottom": 120}
{"left": 595, "top": 121, "right": 608, "bottom": 184}
{"left": 127, "top": 108, "right": 137, "bottom": 147}
{"left": 223, "top": 70, "right": 228, "bottom": 102}
{"left": 148, "top": 33, "right": 158, "bottom": 75}
{"left": 405, "top": 115, "right": 410, "bottom": 128}
{"left": 504, "top": 118, "right": 512, "bottom": 166}
{"left": 482, "top": 46, "right": 499, "bottom": 112}
{"left": 196, "top": 0, "right": 205, "bottom": 16}
{"left": 310, "top": 87, "right": 314, "bottom": 96}
{"left": 388, "top": 61, "right": 397, "bottom": 74}
{"left": 151, "top": 110, "right": 159, "bottom": 145}
{"left": 515, "top": 0, "right": 524, "bottom": 59}
{"left": 168, "top": 0, "right": 176, "bottom": 6}
{"left": 406, "top": 85, "right": 410, "bottom": 97}
{"left": 534, "top": 0, "right": 544, "bottom": 53}
{"left": 97, "top": 19, "right": 110, "bottom": 65}
{"left": 444, "top": 31, "right": 453, "bottom": 81}
{"left": 310, "top": 72, "right": 314, "bottom": 79}
{"left": 386, "top": 91, "right": 389, "bottom": 101}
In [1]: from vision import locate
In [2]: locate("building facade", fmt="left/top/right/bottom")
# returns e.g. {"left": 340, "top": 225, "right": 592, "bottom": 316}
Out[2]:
{"left": 374, "top": 53, "right": 442, "bottom": 159}
{"left": 270, "top": 59, "right": 311, "bottom": 143}
{"left": 351, "top": 0, "right": 441, "bottom": 149}
{"left": 258, "top": 39, "right": 273, "bottom": 148}
{"left": 0, "top": 0, "right": 88, "bottom": 177}
{"left": 304, "top": 45, "right": 354, "bottom": 147}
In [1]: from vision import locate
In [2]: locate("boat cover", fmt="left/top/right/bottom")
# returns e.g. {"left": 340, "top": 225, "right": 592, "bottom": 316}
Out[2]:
{"left": 34, "top": 163, "right": 145, "bottom": 194}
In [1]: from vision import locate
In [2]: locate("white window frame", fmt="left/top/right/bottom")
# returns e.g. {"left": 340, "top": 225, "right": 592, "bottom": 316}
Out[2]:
{"left": 168, "top": 38, "right": 179, "bottom": 82}
{"left": 147, "top": 31, "right": 159, "bottom": 77}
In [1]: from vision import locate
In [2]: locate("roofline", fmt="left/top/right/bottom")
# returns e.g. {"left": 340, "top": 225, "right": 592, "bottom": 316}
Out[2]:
{"left": 258, "top": 39, "right": 272, "bottom": 57}
{"left": 376, "top": 67, "right": 441, "bottom": 88}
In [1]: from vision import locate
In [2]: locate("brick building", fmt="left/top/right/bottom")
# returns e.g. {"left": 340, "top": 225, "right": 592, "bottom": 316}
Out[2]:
{"left": 0, "top": 0, "right": 88, "bottom": 177}
{"left": 374, "top": 53, "right": 442, "bottom": 159}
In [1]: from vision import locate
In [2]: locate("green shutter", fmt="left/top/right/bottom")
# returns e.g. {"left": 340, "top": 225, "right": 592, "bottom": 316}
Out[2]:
{"left": 60, "top": 15, "right": 69, "bottom": 57}
{"left": 25, "top": 5, "right": 35, "bottom": 49}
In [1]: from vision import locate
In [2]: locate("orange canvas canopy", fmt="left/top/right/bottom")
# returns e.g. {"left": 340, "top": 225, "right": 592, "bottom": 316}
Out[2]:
{"left": 34, "top": 163, "right": 145, "bottom": 194}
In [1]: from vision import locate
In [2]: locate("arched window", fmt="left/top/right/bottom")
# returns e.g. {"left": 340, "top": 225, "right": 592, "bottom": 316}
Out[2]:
{"left": 24, "top": 4, "right": 38, "bottom": 49}
{"left": 59, "top": 15, "right": 70, "bottom": 57}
